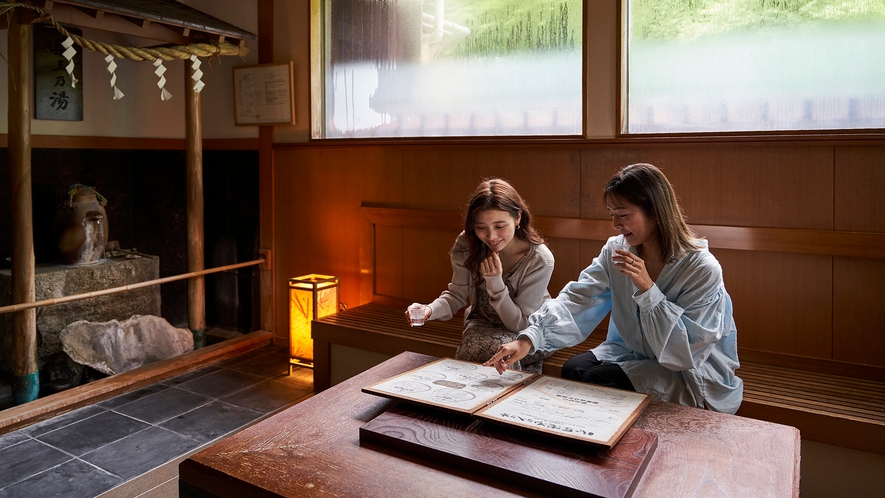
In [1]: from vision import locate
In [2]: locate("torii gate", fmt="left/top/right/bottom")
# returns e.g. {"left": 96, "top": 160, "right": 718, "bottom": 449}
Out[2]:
{"left": 2, "top": 0, "right": 254, "bottom": 404}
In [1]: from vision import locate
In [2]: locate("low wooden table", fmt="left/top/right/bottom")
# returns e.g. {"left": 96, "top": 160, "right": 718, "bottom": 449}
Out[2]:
{"left": 179, "top": 352, "right": 800, "bottom": 497}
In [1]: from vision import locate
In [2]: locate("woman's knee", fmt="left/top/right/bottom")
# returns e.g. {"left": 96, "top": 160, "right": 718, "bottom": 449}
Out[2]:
{"left": 561, "top": 351, "right": 602, "bottom": 380}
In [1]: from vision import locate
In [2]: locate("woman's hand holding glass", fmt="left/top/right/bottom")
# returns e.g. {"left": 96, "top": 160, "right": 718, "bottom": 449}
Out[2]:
{"left": 405, "top": 303, "right": 430, "bottom": 327}
{"left": 614, "top": 249, "right": 653, "bottom": 293}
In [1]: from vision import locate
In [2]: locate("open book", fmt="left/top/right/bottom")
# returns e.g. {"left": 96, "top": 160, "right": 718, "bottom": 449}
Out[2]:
{"left": 362, "top": 357, "right": 652, "bottom": 448}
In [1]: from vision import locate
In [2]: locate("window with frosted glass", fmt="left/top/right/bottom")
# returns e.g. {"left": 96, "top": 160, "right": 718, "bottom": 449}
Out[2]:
{"left": 627, "top": 1, "right": 885, "bottom": 133}
{"left": 322, "top": 0, "right": 582, "bottom": 138}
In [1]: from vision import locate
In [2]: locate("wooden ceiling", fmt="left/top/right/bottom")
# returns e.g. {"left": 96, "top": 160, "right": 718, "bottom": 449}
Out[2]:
{"left": 3, "top": 0, "right": 255, "bottom": 46}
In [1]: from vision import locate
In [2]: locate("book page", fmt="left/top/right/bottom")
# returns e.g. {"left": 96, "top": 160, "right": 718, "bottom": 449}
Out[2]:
{"left": 362, "top": 358, "right": 537, "bottom": 414}
{"left": 475, "top": 376, "right": 651, "bottom": 447}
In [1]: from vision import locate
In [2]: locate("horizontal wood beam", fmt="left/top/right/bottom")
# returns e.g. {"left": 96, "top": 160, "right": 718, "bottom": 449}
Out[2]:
{"left": 72, "top": 6, "right": 103, "bottom": 20}
{"left": 39, "top": 3, "right": 188, "bottom": 44}
{"left": 29, "top": 3, "right": 251, "bottom": 46}
{"left": 361, "top": 206, "right": 885, "bottom": 259}
{"left": 0, "top": 135, "right": 259, "bottom": 150}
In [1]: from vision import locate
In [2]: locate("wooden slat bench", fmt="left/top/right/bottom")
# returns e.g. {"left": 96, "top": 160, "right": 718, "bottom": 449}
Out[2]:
{"left": 313, "top": 302, "right": 604, "bottom": 390}
{"left": 312, "top": 205, "right": 885, "bottom": 455}
{"left": 735, "top": 354, "right": 885, "bottom": 454}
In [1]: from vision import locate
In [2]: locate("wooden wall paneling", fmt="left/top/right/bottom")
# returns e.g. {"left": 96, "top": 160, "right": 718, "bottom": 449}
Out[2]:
{"left": 542, "top": 237, "right": 584, "bottom": 299}
{"left": 716, "top": 249, "right": 833, "bottom": 358}
{"left": 272, "top": 141, "right": 883, "bottom": 366}
{"left": 580, "top": 148, "right": 649, "bottom": 218}
{"left": 272, "top": 146, "right": 403, "bottom": 335}
{"left": 401, "top": 228, "right": 460, "bottom": 304}
{"left": 581, "top": 145, "right": 834, "bottom": 229}
{"left": 834, "top": 145, "right": 885, "bottom": 233}
{"left": 401, "top": 146, "right": 583, "bottom": 218}
{"left": 695, "top": 225, "right": 885, "bottom": 259}
{"left": 833, "top": 257, "right": 885, "bottom": 367}
{"left": 580, "top": 145, "right": 839, "bottom": 360}
{"left": 579, "top": 239, "right": 608, "bottom": 270}
{"left": 373, "top": 225, "right": 403, "bottom": 301}
{"left": 398, "top": 145, "right": 584, "bottom": 306}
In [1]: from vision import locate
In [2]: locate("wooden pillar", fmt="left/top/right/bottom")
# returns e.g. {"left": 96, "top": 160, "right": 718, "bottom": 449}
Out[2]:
{"left": 258, "top": 0, "right": 276, "bottom": 338}
{"left": 185, "top": 60, "right": 206, "bottom": 348}
{"left": 8, "top": 9, "right": 39, "bottom": 404}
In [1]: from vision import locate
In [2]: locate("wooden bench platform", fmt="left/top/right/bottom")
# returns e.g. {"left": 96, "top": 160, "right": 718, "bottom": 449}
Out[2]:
{"left": 313, "top": 302, "right": 603, "bottom": 390}
{"left": 311, "top": 205, "right": 885, "bottom": 455}
{"left": 735, "top": 355, "right": 885, "bottom": 454}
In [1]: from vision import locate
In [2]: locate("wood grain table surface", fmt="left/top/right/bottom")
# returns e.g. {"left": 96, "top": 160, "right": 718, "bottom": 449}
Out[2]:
{"left": 179, "top": 352, "right": 800, "bottom": 498}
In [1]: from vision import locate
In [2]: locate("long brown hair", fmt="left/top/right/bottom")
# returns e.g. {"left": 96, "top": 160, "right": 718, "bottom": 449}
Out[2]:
{"left": 463, "top": 178, "right": 543, "bottom": 285}
{"left": 604, "top": 163, "right": 701, "bottom": 262}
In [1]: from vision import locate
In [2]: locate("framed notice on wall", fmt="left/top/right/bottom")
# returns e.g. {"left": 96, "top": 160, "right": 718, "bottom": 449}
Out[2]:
{"left": 232, "top": 62, "right": 295, "bottom": 125}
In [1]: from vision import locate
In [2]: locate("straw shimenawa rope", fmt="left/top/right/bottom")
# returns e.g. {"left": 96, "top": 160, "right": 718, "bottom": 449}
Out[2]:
{"left": 0, "top": 0, "right": 249, "bottom": 61}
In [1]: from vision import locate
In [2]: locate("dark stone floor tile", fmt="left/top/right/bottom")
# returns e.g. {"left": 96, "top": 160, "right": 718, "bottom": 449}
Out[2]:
{"left": 20, "top": 405, "right": 106, "bottom": 437}
{"left": 215, "top": 348, "right": 270, "bottom": 368}
{"left": 262, "top": 343, "right": 289, "bottom": 355}
{"left": 98, "top": 383, "right": 170, "bottom": 409}
{"left": 175, "top": 368, "right": 264, "bottom": 399}
{"left": 221, "top": 378, "right": 312, "bottom": 414}
{"left": 162, "top": 365, "right": 222, "bottom": 387}
{"left": 36, "top": 411, "right": 149, "bottom": 456}
{"left": 0, "top": 439, "right": 72, "bottom": 489}
{"left": 0, "top": 458, "right": 122, "bottom": 497}
{"left": 113, "top": 387, "right": 211, "bottom": 424}
{"left": 160, "top": 401, "right": 261, "bottom": 444}
{"left": 0, "top": 431, "right": 29, "bottom": 452}
{"left": 273, "top": 366, "right": 315, "bottom": 391}
{"left": 81, "top": 426, "right": 201, "bottom": 480}
{"left": 227, "top": 351, "right": 290, "bottom": 378}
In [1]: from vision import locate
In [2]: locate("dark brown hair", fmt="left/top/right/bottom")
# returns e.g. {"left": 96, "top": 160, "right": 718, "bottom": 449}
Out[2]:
{"left": 604, "top": 163, "right": 701, "bottom": 261}
{"left": 463, "top": 178, "right": 543, "bottom": 284}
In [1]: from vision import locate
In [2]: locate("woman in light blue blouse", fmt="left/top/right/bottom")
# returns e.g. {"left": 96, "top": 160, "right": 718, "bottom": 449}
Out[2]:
{"left": 484, "top": 163, "right": 743, "bottom": 414}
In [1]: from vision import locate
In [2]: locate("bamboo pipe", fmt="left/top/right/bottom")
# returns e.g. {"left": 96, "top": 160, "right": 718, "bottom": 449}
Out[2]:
{"left": 185, "top": 59, "right": 206, "bottom": 348}
{"left": 0, "top": 259, "right": 265, "bottom": 315}
{"left": 8, "top": 9, "right": 39, "bottom": 404}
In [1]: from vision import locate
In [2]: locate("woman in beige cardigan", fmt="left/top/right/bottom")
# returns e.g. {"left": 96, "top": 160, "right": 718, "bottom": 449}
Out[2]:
{"left": 406, "top": 178, "right": 555, "bottom": 373}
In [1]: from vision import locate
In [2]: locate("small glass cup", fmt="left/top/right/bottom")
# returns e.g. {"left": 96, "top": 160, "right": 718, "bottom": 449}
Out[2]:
{"left": 409, "top": 305, "right": 426, "bottom": 327}
{"left": 612, "top": 242, "right": 631, "bottom": 265}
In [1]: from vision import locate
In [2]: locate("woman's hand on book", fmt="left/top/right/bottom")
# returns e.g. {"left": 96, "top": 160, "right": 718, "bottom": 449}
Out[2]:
{"left": 484, "top": 337, "right": 533, "bottom": 374}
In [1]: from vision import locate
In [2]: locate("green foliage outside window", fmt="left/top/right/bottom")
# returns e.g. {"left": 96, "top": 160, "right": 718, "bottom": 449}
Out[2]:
{"left": 631, "top": 0, "right": 885, "bottom": 41}
{"left": 440, "top": 0, "right": 581, "bottom": 57}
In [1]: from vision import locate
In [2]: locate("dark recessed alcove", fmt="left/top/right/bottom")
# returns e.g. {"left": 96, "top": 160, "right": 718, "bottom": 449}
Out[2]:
{"left": 0, "top": 147, "right": 260, "bottom": 332}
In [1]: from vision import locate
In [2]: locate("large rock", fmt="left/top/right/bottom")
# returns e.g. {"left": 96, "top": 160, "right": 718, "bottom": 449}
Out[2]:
{"left": 59, "top": 315, "right": 193, "bottom": 375}
{"left": 0, "top": 255, "right": 161, "bottom": 374}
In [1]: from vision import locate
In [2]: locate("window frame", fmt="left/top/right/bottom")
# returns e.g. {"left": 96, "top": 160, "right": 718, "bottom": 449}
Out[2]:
{"left": 309, "top": 0, "right": 885, "bottom": 142}
{"left": 618, "top": 0, "right": 885, "bottom": 138}
{"left": 309, "top": 0, "right": 592, "bottom": 141}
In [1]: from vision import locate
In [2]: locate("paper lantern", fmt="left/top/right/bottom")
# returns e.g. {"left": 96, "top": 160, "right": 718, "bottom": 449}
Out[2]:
{"left": 288, "top": 274, "right": 339, "bottom": 370}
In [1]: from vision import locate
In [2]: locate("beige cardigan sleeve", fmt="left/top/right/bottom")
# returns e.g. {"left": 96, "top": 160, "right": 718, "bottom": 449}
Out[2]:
{"left": 427, "top": 233, "right": 555, "bottom": 332}
{"left": 485, "top": 243, "right": 555, "bottom": 332}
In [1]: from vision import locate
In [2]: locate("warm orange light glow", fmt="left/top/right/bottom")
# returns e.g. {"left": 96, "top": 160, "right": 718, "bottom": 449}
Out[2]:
{"left": 289, "top": 274, "right": 339, "bottom": 368}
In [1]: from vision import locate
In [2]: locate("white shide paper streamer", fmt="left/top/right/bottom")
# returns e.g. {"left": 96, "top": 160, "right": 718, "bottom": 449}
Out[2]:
{"left": 61, "top": 37, "right": 79, "bottom": 88}
{"left": 105, "top": 54, "right": 124, "bottom": 100}
{"left": 190, "top": 55, "right": 205, "bottom": 93}
{"left": 153, "top": 59, "right": 173, "bottom": 101}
